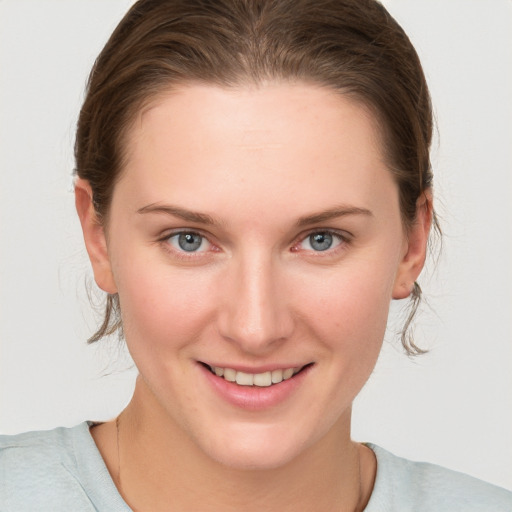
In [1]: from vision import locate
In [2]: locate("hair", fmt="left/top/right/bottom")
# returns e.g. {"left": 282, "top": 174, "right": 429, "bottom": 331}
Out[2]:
{"left": 75, "top": 0, "right": 439, "bottom": 354}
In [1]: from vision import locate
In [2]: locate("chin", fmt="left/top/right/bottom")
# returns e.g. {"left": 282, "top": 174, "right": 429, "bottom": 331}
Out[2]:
{"left": 199, "top": 423, "right": 309, "bottom": 471}
{"left": 208, "top": 444, "right": 299, "bottom": 471}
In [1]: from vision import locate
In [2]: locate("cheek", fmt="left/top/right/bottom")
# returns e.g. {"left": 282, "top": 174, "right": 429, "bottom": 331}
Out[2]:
{"left": 291, "top": 256, "right": 397, "bottom": 372}
{"left": 114, "top": 260, "right": 217, "bottom": 358}
{"left": 298, "top": 265, "right": 394, "bottom": 335}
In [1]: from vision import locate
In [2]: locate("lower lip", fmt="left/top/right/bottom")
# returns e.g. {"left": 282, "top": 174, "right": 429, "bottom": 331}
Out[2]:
{"left": 199, "top": 364, "right": 312, "bottom": 411}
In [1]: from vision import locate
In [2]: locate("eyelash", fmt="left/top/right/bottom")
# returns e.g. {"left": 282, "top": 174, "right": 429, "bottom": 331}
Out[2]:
{"left": 158, "top": 230, "right": 217, "bottom": 261}
{"left": 158, "top": 228, "right": 351, "bottom": 260}
{"left": 291, "top": 230, "right": 350, "bottom": 255}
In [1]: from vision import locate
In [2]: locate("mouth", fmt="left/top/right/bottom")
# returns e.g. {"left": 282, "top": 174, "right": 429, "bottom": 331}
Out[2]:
{"left": 200, "top": 363, "right": 313, "bottom": 387}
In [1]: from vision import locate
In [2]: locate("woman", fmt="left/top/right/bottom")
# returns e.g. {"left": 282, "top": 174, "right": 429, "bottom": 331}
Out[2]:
{"left": 1, "top": 0, "right": 511, "bottom": 510}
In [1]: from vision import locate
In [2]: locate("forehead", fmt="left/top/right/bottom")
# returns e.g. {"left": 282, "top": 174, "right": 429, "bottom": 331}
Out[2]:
{"left": 133, "top": 82, "right": 382, "bottom": 155}
{"left": 116, "top": 83, "right": 396, "bottom": 222}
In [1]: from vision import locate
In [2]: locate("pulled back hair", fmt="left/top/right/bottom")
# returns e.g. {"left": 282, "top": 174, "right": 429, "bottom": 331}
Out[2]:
{"left": 75, "top": 0, "right": 437, "bottom": 354}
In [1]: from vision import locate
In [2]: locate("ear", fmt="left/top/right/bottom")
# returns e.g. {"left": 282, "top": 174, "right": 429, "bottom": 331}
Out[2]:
{"left": 75, "top": 178, "right": 117, "bottom": 294}
{"left": 392, "top": 191, "right": 433, "bottom": 300}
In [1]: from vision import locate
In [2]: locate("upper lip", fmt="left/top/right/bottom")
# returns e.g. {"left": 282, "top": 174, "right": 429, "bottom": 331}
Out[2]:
{"left": 199, "top": 361, "right": 312, "bottom": 373}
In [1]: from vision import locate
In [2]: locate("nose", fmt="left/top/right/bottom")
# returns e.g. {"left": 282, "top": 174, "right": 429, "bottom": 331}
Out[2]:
{"left": 217, "top": 250, "right": 294, "bottom": 355}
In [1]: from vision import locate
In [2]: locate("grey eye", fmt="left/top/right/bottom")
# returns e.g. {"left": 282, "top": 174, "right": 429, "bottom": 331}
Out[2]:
{"left": 308, "top": 232, "right": 333, "bottom": 251}
{"left": 176, "top": 232, "right": 203, "bottom": 252}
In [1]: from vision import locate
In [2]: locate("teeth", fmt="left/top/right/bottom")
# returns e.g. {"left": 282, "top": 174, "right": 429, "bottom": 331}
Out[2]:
{"left": 253, "top": 371, "right": 272, "bottom": 387}
{"left": 223, "top": 368, "right": 236, "bottom": 382}
{"left": 271, "top": 369, "right": 283, "bottom": 384}
{"left": 235, "top": 371, "right": 254, "bottom": 386}
{"left": 210, "top": 365, "right": 302, "bottom": 386}
{"left": 283, "top": 368, "right": 294, "bottom": 380}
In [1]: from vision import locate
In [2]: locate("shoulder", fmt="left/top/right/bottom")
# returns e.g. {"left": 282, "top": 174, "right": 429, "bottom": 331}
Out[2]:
{"left": 0, "top": 422, "right": 127, "bottom": 512}
{"left": 364, "top": 443, "right": 512, "bottom": 512}
{"left": 0, "top": 423, "right": 80, "bottom": 461}
{"left": 0, "top": 424, "right": 79, "bottom": 486}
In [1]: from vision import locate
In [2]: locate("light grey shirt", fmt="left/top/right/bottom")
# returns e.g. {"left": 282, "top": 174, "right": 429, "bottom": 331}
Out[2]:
{"left": 1, "top": 422, "right": 511, "bottom": 511}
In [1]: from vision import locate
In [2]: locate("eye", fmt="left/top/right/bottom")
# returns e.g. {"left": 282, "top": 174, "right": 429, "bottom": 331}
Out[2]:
{"left": 167, "top": 231, "right": 211, "bottom": 252}
{"left": 299, "top": 231, "right": 343, "bottom": 252}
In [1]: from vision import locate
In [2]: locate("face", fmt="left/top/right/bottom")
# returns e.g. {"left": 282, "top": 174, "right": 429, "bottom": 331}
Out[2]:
{"left": 79, "top": 83, "right": 427, "bottom": 470}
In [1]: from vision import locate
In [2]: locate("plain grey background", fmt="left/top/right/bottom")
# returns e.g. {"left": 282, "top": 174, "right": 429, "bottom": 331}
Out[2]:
{"left": 1, "top": 0, "right": 511, "bottom": 490}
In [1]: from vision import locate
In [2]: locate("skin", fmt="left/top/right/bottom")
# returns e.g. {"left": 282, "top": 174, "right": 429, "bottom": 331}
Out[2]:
{"left": 76, "top": 83, "right": 431, "bottom": 511}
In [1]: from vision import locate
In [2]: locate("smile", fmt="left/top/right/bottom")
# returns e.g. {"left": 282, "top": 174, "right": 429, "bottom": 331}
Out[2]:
{"left": 205, "top": 364, "right": 306, "bottom": 387}
{"left": 200, "top": 362, "right": 314, "bottom": 410}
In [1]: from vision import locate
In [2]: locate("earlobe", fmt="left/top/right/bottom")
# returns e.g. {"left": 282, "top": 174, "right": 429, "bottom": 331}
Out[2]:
{"left": 75, "top": 178, "right": 118, "bottom": 294}
{"left": 392, "top": 191, "right": 433, "bottom": 300}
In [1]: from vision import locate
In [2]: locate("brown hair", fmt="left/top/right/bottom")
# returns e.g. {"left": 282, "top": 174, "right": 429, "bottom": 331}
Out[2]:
{"left": 75, "top": 0, "right": 438, "bottom": 354}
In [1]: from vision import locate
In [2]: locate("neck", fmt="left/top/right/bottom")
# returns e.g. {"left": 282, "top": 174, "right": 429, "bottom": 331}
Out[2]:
{"left": 109, "top": 378, "right": 374, "bottom": 512}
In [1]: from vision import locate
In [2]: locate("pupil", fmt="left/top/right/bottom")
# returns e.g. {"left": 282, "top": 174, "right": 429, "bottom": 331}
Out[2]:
{"left": 310, "top": 232, "right": 332, "bottom": 251}
{"left": 178, "top": 233, "right": 202, "bottom": 251}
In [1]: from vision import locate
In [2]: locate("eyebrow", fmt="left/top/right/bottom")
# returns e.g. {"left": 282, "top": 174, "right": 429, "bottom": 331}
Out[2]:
{"left": 296, "top": 206, "right": 373, "bottom": 227}
{"left": 137, "top": 204, "right": 218, "bottom": 225}
{"left": 137, "top": 203, "right": 372, "bottom": 227}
